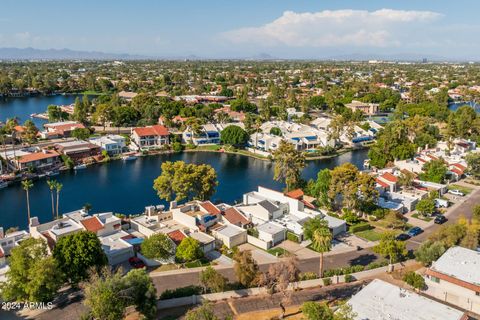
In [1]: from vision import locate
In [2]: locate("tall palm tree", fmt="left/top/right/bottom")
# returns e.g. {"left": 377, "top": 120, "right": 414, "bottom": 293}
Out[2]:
{"left": 47, "top": 179, "right": 57, "bottom": 220}
{"left": 0, "top": 132, "right": 8, "bottom": 174}
{"left": 311, "top": 225, "right": 332, "bottom": 278}
{"left": 22, "top": 180, "right": 33, "bottom": 227}
{"left": 55, "top": 182, "right": 63, "bottom": 219}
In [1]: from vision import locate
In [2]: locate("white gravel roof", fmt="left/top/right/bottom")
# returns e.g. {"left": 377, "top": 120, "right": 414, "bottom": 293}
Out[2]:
{"left": 348, "top": 279, "right": 464, "bottom": 320}
{"left": 431, "top": 246, "right": 480, "bottom": 286}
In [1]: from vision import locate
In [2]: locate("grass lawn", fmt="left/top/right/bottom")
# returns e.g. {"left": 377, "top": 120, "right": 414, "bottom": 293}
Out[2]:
{"left": 267, "top": 247, "right": 290, "bottom": 257}
{"left": 411, "top": 213, "right": 433, "bottom": 222}
{"left": 185, "top": 259, "right": 210, "bottom": 268}
{"left": 152, "top": 264, "right": 178, "bottom": 272}
{"left": 354, "top": 229, "right": 383, "bottom": 242}
{"left": 448, "top": 184, "right": 473, "bottom": 194}
{"left": 195, "top": 144, "right": 222, "bottom": 151}
{"left": 82, "top": 90, "right": 106, "bottom": 95}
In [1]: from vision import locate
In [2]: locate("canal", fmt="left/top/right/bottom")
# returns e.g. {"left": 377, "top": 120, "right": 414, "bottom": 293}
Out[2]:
{"left": 0, "top": 150, "right": 369, "bottom": 229}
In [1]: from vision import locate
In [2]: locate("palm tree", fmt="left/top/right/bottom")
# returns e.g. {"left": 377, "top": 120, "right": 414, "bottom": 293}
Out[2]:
{"left": 55, "top": 182, "right": 63, "bottom": 219}
{"left": 22, "top": 180, "right": 33, "bottom": 227}
{"left": 47, "top": 180, "right": 57, "bottom": 220}
{"left": 311, "top": 225, "right": 332, "bottom": 278}
{"left": 0, "top": 132, "right": 8, "bottom": 174}
{"left": 272, "top": 140, "right": 306, "bottom": 191}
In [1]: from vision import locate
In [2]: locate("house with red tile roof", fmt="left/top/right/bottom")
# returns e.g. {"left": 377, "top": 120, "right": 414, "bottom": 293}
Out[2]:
{"left": 42, "top": 121, "right": 86, "bottom": 138}
{"left": 131, "top": 124, "right": 170, "bottom": 150}
{"left": 221, "top": 207, "right": 251, "bottom": 228}
{"left": 376, "top": 172, "right": 399, "bottom": 192}
{"left": 14, "top": 149, "right": 61, "bottom": 171}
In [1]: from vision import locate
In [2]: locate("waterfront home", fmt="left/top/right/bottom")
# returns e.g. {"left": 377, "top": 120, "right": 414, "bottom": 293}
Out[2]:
{"left": 345, "top": 100, "right": 380, "bottom": 115}
{"left": 131, "top": 124, "right": 170, "bottom": 150}
{"left": 0, "top": 227, "right": 29, "bottom": 256}
{"left": 211, "top": 224, "right": 247, "bottom": 249}
{"left": 375, "top": 172, "right": 399, "bottom": 193}
{"left": 218, "top": 205, "right": 252, "bottom": 229}
{"left": 6, "top": 148, "right": 61, "bottom": 172}
{"left": 55, "top": 140, "right": 102, "bottom": 163}
{"left": 29, "top": 216, "right": 85, "bottom": 249}
{"left": 424, "top": 246, "right": 480, "bottom": 315}
{"left": 214, "top": 106, "right": 246, "bottom": 122}
{"left": 347, "top": 279, "right": 466, "bottom": 320}
{"left": 170, "top": 200, "right": 222, "bottom": 232}
{"left": 89, "top": 134, "right": 126, "bottom": 156}
{"left": 41, "top": 121, "right": 85, "bottom": 139}
{"left": 182, "top": 123, "right": 222, "bottom": 145}
{"left": 98, "top": 230, "right": 135, "bottom": 265}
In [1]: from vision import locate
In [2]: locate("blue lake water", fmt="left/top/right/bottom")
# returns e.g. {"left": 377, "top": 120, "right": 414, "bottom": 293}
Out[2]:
{"left": 448, "top": 101, "right": 480, "bottom": 112}
{"left": 0, "top": 94, "right": 83, "bottom": 127}
{"left": 0, "top": 150, "right": 368, "bottom": 229}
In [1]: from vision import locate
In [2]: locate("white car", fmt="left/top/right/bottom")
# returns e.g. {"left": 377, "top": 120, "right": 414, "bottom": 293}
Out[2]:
{"left": 448, "top": 189, "right": 465, "bottom": 196}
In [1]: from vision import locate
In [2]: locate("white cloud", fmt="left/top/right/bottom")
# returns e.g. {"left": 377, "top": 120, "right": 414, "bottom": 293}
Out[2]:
{"left": 222, "top": 9, "right": 442, "bottom": 48}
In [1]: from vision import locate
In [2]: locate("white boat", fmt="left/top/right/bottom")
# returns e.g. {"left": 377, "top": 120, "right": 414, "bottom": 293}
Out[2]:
{"left": 122, "top": 155, "right": 137, "bottom": 161}
{"left": 74, "top": 164, "right": 87, "bottom": 170}
{"left": 46, "top": 170, "right": 60, "bottom": 177}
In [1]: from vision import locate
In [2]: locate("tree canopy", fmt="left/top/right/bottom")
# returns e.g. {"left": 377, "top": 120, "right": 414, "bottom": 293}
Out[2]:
{"left": 141, "top": 233, "right": 175, "bottom": 260}
{"left": 220, "top": 125, "right": 249, "bottom": 145}
{"left": 175, "top": 237, "right": 203, "bottom": 262}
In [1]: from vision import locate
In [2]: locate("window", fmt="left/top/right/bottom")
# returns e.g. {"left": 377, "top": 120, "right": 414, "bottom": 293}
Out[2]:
{"left": 430, "top": 276, "right": 440, "bottom": 283}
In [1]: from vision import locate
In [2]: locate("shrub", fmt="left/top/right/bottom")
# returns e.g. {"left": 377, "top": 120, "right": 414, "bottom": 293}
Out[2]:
{"left": 159, "top": 285, "right": 202, "bottom": 300}
{"left": 322, "top": 278, "right": 331, "bottom": 286}
{"left": 287, "top": 231, "right": 300, "bottom": 243}
{"left": 365, "top": 260, "right": 389, "bottom": 270}
{"left": 403, "top": 271, "right": 426, "bottom": 290}
{"left": 172, "top": 142, "right": 183, "bottom": 152}
{"left": 344, "top": 274, "right": 355, "bottom": 283}
{"left": 299, "top": 272, "right": 318, "bottom": 281}
{"left": 349, "top": 222, "right": 372, "bottom": 233}
{"left": 301, "top": 302, "right": 333, "bottom": 320}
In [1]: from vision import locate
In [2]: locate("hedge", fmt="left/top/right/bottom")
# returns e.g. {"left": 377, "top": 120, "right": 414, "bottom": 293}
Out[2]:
{"left": 287, "top": 231, "right": 300, "bottom": 243}
{"left": 159, "top": 285, "right": 202, "bottom": 300}
{"left": 349, "top": 222, "right": 372, "bottom": 233}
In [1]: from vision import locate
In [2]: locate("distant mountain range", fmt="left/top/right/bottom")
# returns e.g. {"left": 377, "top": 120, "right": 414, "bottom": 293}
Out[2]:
{"left": 0, "top": 47, "right": 475, "bottom": 62}
{"left": 0, "top": 47, "right": 149, "bottom": 60}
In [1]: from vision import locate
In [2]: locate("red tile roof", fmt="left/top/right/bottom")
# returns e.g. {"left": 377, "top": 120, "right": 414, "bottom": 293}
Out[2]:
{"left": 18, "top": 150, "right": 59, "bottom": 163}
{"left": 285, "top": 189, "right": 304, "bottom": 200}
{"left": 80, "top": 217, "right": 104, "bottom": 233}
{"left": 223, "top": 207, "right": 250, "bottom": 226}
{"left": 452, "top": 163, "right": 467, "bottom": 171}
{"left": 450, "top": 168, "right": 463, "bottom": 176}
{"left": 200, "top": 201, "right": 221, "bottom": 215}
{"left": 380, "top": 172, "right": 398, "bottom": 183}
{"left": 167, "top": 230, "right": 186, "bottom": 245}
{"left": 0, "top": 247, "right": 4, "bottom": 258}
{"left": 376, "top": 178, "right": 390, "bottom": 188}
{"left": 133, "top": 125, "right": 169, "bottom": 137}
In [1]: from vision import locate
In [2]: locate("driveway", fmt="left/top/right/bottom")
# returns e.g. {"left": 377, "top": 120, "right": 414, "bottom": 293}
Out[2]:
{"left": 206, "top": 250, "right": 233, "bottom": 266}
{"left": 237, "top": 243, "right": 278, "bottom": 264}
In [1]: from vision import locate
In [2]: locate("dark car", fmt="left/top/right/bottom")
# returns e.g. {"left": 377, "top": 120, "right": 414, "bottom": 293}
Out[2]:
{"left": 128, "top": 257, "right": 146, "bottom": 269}
{"left": 434, "top": 215, "right": 448, "bottom": 224}
{"left": 407, "top": 227, "right": 424, "bottom": 237}
{"left": 396, "top": 233, "right": 411, "bottom": 241}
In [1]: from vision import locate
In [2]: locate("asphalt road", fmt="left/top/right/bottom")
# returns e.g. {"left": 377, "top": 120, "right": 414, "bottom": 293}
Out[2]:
{"left": 151, "top": 186, "right": 480, "bottom": 295}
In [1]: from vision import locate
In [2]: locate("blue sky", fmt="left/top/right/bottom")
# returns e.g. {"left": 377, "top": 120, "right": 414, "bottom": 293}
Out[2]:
{"left": 1, "top": 0, "right": 480, "bottom": 59}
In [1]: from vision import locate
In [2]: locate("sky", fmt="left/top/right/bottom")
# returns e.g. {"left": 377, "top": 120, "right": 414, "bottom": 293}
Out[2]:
{"left": 1, "top": 0, "right": 480, "bottom": 59}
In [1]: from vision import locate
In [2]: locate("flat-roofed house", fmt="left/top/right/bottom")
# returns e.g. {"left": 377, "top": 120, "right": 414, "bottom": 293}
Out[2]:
{"left": 211, "top": 224, "right": 247, "bottom": 248}
{"left": 345, "top": 100, "right": 379, "bottom": 115}
{"left": 55, "top": 140, "right": 102, "bottom": 162}
{"left": 131, "top": 125, "right": 170, "bottom": 150}
{"left": 347, "top": 279, "right": 465, "bottom": 320}
{"left": 89, "top": 135, "right": 126, "bottom": 155}
{"left": 424, "top": 246, "right": 480, "bottom": 315}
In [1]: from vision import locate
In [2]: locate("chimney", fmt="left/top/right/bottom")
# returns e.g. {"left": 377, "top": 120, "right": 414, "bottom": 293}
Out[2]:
{"left": 170, "top": 201, "right": 177, "bottom": 210}
{"left": 0, "top": 227, "right": 4, "bottom": 239}
{"left": 30, "top": 217, "right": 39, "bottom": 227}
{"left": 145, "top": 206, "right": 155, "bottom": 217}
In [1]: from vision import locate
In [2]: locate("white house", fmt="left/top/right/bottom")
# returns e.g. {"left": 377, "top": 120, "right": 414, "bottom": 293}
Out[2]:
{"left": 424, "top": 246, "right": 480, "bottom": 315}
{"left": 89, "top": 135, "right": 126, "bottom": 156}
{"left": 347, "top": 279, "right": 465, "bottom": 320}
{"left": 212, "top": 224, "right": 247, "bottom": 249}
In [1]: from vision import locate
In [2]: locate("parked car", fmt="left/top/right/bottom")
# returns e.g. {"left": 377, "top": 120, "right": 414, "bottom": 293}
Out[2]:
{"left": 448, "top": 189, "right": 465, "bottom": 196}
{"left": 128, "top": 257, "right": 145, "bottom": 269}
{"left": 396, "top": 233, "right": 411, "bottom": 241}
{"left": 434, "top": 215, "right": 448, "bottom": 224}
{"left": 434, "top": 198, "right": 449, "bottom": 208}
{"left": 407, "top": 227, "right": 424, "bottom": 237}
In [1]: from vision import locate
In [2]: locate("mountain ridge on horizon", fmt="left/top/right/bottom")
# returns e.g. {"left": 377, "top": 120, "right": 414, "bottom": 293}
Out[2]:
{"left": 0, "top": 47, "right": 476, "bottom": 62}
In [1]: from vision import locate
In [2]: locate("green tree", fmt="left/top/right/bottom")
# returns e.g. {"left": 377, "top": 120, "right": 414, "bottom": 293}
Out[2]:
{"left": 199, "top": 266, "right": 228, "bottom": 293}
{"left": 54, "top": 181, "right": 63, "bottom": 219}
{"left": 23, "top": 120, "right": 38, "bottom": 144}
{"left": 269, "top": 127, "right": 282, "bottom": 136}
{"left": 71, "top": 127, "right": 91, "bottom": 140}
{"left": 220, "top": 125, "right": 249, "bottom": 146}
{"left": 373, "top": 231, "right": 407, "bottom": 265}
{"left": 403, "top": 271, "right": 426, "bottom": 290}
{"left": 415, "top": 241, "right": 445, "bottom": 266}
{"left": 140, "top": 233, "right": 175, "bottom": 260}
{"left": 122, "top": 268, "right": 158, "bottom": 319}
{"left": 466, "top": 153, "right": 480, "bottom": 179}
{"left": 185, "top": 302, "right": 218, "bottom": 320}
{"left": 73, "top": 97, "right": 88, "bottom": 124}
{"left": 233, "top": 250, "right": 259, "bottom": 288}
{"left": 175, "top": 237, "right": 203, "bottom": 262}
{"left": 301, "top": 302, "right": 333, "bottom": 320}
{"left": 310, "top": 222, "right": 332, "bottom": 278}
{"left": 420, "top": 159, "right": 447, "bottom": 183}
{"left": 416, "top": 198, "right": 436, "bottom": 216}
{"left": 308, "top": 169, "right": 331, "bottom": 208}
{"left": 22, "top": 180, "right": 33, "bottom": 227}
{"left": 272, "top": 140, "right": 306, "bottom": 191}
{"left": 473, "top": 205, "right": 480, "bottom": 222}
{"left": 1, "top": 238, "right": 63, "bottom": 302}
{"left": 47, "top": 179, "right": 56, "bottom": 220}
{"left": 53, "top": 231, "right": 108, "bottom": 284}
{"left": 153, "top": 161, "right": 218, "bottom": 202}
